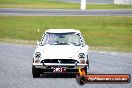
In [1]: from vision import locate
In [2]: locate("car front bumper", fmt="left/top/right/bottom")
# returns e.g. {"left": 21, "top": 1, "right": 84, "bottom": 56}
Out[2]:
{"left": 33, "top": 63, "right": 87, "bottom": 68}
{"left": 33, "top": 63, "right": 88, "bottom": 73}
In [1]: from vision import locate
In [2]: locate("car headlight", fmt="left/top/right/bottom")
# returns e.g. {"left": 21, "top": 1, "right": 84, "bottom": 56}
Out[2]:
{"left": 34, "top": 52, "right": 41, "bottom": 63}
{"left": 78, "top": 53, "right": 85, "bottom": 59}
{"left": 35, "top": 52, "right": 41, "bottom": 58}
{"left": 78, "top": 53, "right": 85, "bottom": 64}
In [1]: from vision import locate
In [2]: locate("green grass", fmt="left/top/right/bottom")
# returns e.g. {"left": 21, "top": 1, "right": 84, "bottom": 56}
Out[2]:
{"left": 0, "top": 16, "right": 132, "bottom": 52}
{"left": 0, "top": 0, "right": 132, "bottom": 9}
{"left": 0, "top": 0, "right": 80, "bottom": 9}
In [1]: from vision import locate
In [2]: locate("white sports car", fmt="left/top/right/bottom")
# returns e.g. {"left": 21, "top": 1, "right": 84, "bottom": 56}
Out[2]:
{"left": 32, "top": 29, "right": 89, "bottom": 77}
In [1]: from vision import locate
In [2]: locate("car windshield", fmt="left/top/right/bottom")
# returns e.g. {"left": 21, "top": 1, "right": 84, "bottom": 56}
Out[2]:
{"left": 40, "top": 32, "right": 81, "bottom": 46}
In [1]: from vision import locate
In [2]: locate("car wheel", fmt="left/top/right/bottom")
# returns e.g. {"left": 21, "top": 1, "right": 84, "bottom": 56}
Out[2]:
{"left": 32, "top": 65, "right": 40, "bottom": 78}
{"left": 76, "top": 74, "right": 86, "bottom": 85}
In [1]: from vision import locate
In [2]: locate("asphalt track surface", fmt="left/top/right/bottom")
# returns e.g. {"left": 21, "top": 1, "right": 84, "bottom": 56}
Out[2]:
{"left": 0, "top": 8, "right": 132, "bottom": 16}
{"left": 0, "top": 43, "right": 132, "bottom": 88}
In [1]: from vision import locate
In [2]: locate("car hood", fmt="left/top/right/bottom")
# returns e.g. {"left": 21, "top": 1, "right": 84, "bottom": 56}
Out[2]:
{"left": 37, "top": 44, "right": 82, "bottom": 59}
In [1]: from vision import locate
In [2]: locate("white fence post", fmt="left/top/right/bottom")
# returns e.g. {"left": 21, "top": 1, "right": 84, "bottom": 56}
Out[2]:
{"left": 81, "top": 0, "right": 86, "bottom": 10}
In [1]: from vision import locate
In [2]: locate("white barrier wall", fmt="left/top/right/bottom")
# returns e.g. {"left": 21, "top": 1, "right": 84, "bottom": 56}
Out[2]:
{"left": 114, "top": 0, "right": 132, "bottom": 5}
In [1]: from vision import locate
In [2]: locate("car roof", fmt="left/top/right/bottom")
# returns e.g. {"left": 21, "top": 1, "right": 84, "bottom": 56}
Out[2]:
{"left": 45, "top": 29, "right": 80, "bottom": 33}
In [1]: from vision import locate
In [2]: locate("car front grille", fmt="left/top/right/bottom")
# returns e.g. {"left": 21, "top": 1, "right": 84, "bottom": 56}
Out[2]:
{"left": 41, "top": 59, "right": 78, "bottom": 64}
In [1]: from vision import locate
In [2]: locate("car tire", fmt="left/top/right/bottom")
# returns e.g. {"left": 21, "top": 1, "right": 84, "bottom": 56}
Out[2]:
{"left": 32, "top": 65, "right": 40, "bottom": 78}
{"left": 76, "top": 74, "right": 86, "bottom": 85}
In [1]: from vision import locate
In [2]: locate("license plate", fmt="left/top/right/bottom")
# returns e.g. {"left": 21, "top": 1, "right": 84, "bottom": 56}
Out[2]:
{"left": 53, "top": 67, "right": 66, "bottom": 72}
